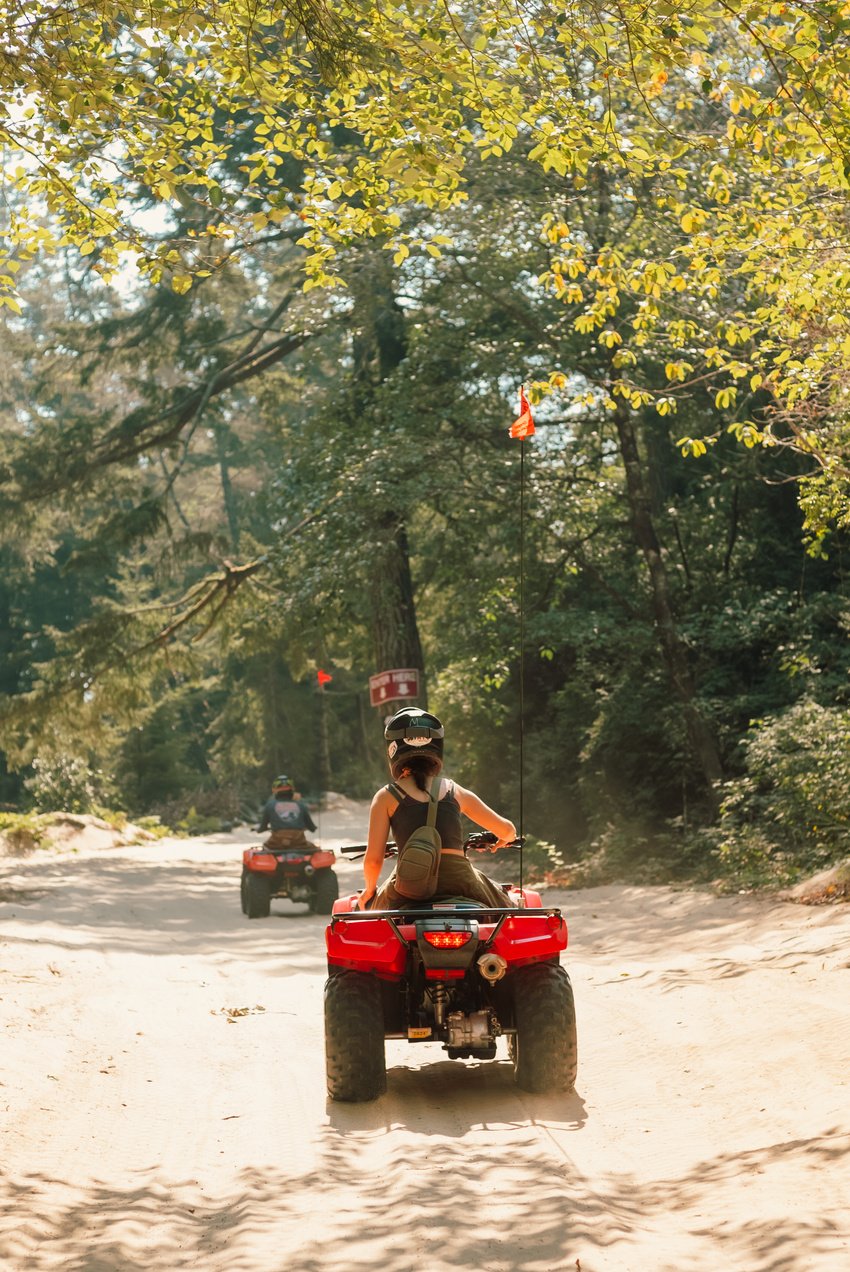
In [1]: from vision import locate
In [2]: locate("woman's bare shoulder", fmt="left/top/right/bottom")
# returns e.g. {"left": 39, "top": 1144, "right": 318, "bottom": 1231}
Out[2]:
{"left": 376, "top": 779, "right": 415, "bottom": 808}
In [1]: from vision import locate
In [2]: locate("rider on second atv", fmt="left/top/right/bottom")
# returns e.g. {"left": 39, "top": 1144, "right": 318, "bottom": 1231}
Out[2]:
{"left": 258, "top": 775, "right": 317, "bottom": 850}
{"left": 357, "top": 708, "right": 516, "bottom": 911}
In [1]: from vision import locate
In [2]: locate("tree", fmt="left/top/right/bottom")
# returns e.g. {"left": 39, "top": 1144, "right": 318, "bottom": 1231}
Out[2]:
{"left": 4, "top": 2, "right": 850, "bottom": 375}
{"left": 2, "top": 1, "right": 848, "bottom": 863}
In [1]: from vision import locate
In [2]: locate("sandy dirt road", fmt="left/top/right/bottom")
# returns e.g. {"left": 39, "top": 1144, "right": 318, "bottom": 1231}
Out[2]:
{"left": 1, "top": 807, "right": 849, "bottom": 1272}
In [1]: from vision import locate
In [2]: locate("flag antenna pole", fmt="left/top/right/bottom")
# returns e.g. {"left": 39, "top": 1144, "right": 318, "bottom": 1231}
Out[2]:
{"left": 316, "top": 668, "right": 333, "bottom": 836}
{"left": 518, "top": 429, "right": 526, "bottom": 898}
{"left": 508, "top": 382, "right": 534, "bottom": 900}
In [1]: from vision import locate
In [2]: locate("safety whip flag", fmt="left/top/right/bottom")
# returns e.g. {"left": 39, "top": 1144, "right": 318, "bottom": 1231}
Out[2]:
{"left": 509, "top": 385, "right": 535, "bottom": 439}
{"left": 316, "top": 669, "right": 333, "bottom": 687}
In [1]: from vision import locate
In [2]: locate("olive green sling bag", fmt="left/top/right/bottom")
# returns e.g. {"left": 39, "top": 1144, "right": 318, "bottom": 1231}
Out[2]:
{"left": 392, "top": 776, "right": 441, "bottom": 901}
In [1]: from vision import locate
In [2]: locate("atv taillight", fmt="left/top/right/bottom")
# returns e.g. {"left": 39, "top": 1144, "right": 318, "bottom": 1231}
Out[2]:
{"left": 423, "top": 931, "right": 472, "bottom": 949}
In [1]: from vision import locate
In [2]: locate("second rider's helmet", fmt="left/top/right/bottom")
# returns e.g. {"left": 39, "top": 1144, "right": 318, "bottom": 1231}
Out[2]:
{"left": 272, "top": 774, "right": 294, "bottom": 798}
{"left": 383, "top": 707, "right": 444, "bottom": 780}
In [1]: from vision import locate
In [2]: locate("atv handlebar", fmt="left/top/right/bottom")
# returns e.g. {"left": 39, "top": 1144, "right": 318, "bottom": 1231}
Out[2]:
{"left": 339, "top": 832, "right": 525, "bottom": 860}
{"left": 337, "top": 843, "right": 389, "bottom": 859}
{"left": 465, "top": 832, "right": 525, "bottom": 853}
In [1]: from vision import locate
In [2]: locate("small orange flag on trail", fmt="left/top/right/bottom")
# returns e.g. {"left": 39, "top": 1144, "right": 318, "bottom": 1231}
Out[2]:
{"left": 509, "top": 386, "right": 535, "bottom": 439}
{"left": 317, "top": 669, "right": 333, "bottom": 687}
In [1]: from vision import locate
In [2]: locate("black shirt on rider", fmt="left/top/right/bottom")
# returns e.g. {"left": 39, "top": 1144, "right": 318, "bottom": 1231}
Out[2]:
{"left": 388, "top": 781, "right": 464, "bottom": 851}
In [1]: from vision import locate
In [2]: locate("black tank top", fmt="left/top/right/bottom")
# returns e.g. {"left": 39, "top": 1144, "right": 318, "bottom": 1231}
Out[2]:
{"left": 388, "top": 781, "right": 464, "bottom": 851}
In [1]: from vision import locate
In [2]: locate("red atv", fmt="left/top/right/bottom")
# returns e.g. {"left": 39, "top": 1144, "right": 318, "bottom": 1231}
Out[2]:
{"left": 241, "top": 840, "right": 339, "bottom": 918}
{"left": 324, "top": 833, "right": 577, "bottom": 1101}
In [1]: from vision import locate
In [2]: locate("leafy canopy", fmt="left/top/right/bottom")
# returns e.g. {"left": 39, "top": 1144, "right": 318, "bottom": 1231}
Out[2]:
{"left": 3, "top": 2, "right": 849, "bottom": 283}
{"left": 4, "top": 0, "right": 850, "bottom": 520}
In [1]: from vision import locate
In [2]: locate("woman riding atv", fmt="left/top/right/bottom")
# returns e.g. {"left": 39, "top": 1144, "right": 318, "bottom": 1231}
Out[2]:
{"left": 357, "top": 708, "right": 516, "bottom": 911}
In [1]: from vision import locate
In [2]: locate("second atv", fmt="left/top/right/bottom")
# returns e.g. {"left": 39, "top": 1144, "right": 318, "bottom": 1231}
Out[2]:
{"left": 241, "top": 841, "right": 339, "bottom": 917}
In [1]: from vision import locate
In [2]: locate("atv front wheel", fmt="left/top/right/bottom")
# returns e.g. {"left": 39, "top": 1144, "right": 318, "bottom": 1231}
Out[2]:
{"left": 324, "top": 971, "right": 386, "bottom": 1101}
{"left": 511, "top": 962, "right": 577, "bottom": 1094}
{"left": 310, "top": 868, "right": 339, "bottom": 915}
{"left": 244, "top": 872, "right": 271, "bottom": 919}
{"left": 240, "top": 870, "right": 248, "bottom": 915}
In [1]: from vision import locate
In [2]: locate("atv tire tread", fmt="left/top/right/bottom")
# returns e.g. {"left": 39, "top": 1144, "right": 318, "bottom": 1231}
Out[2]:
{"left": 511, "top": 962, "right": 577, "bottom": 1094}
{"left": 324, "top": 971, "right": 387, "bottom": 1102}
{"left": 244, "top": 871, "right": 271, "bottom": 919}
{"left": 310, "top": 868, "right": 339, "bottom": 915}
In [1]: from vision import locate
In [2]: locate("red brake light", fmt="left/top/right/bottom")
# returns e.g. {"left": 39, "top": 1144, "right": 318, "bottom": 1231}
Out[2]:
{"left": 423, "top": 931, "right": 472, "bottom": 949}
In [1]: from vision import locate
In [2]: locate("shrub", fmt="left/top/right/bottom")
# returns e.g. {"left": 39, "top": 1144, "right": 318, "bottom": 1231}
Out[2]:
{"left": 135, "top": 816, "right": 173, "bottom": 839}
{"left": 710, "top": 699, "right": 850, "bottom": 889}
{"left": 150, "top": 785, "right": 244, "bottom": 829}
{"left": 24, "top": 754, "right": 117, "bottom": 814}
{"left": 0, "top": 812, "right": 48, "bottom": 854}
{"left": 517, "top": 835, "right": 567, "bottom": 884}
{"left": 175, "top": 805, "right": 223, "bottom": 836}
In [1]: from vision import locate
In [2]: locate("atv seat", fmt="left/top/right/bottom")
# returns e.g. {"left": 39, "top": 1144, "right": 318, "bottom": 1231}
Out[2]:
{"left": 382, "top": 894, "right": 490, "bottom": 914}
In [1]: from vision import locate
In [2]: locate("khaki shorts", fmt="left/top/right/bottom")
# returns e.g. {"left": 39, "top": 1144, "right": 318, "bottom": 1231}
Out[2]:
{"left": 264, "top": 829, "right": 313, "bottom": 851}
{"left": 372, "top": 852, "right": 512, "bottom": 909}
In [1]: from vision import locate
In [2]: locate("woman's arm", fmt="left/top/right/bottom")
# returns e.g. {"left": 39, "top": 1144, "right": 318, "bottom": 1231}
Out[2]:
{"left": 454, "top": 784, "right": 516, "bottom": 850}
{"left": 357, "top": 788, "right": 394, "bottom": 907}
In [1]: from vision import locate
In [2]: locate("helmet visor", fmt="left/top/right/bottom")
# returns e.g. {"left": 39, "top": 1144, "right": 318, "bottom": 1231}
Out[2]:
{"left": 383, "top": 715, "right": 444, "bottom": 743}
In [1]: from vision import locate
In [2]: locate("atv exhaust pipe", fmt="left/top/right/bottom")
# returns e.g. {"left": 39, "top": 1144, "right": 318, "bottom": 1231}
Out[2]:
{"left": 477, "top": 953, "right": 508, "bottom": 983}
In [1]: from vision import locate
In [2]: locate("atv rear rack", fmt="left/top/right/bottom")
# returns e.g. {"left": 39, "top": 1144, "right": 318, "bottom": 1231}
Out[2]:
{"left": 329, "top": 906, "right": 562, "bottom": 928}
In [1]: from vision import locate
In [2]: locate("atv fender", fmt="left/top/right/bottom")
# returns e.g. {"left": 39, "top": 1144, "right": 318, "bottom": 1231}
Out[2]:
{"left": 505, "top": 886, "right": 543, "bottom": 907}
{"left": 332, "top": 895, "right": 359, "bottom": 914}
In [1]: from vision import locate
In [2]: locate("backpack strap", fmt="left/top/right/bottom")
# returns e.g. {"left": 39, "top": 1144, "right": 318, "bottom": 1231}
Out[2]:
{"left": 425, "top": 774, "right": 439, "bottom": 828}
{"left": 386, "top": 778, "right": 442, "bottom": 812}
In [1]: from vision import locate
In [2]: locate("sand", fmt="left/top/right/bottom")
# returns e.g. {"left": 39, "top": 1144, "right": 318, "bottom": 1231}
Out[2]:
{"left": 1, "top": 805, "right": 848, "bottom": 1271}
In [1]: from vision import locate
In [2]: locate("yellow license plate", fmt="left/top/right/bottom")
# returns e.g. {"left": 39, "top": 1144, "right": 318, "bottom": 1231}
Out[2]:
{"left": 407, "top": 1027, "right": 432, "bottom": 1039}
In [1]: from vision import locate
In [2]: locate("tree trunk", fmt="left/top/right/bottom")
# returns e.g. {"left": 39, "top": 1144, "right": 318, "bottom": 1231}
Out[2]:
{"left": 613, "top": 402, "right": 723, "bottom": 804}
{"left": 351, "top": 256, "right": 427, "bottom": 712}
{"left": 213, "top": 419, "right": 240, "bottom": 551}
{"left": 369, "top": 513, "right": 427, "bottom": 711}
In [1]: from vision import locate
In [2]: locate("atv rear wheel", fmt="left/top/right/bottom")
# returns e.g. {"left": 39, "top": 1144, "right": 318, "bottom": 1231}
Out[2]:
{"left": 244, "top": 871, "right": 271, "bottom": 919}
{"left": 511, "top": 962, "right": 577, "bottom": 1093}
{"left": 309, "top": 868, "right": 339, "bottom": 915}
{"left": 324, "top": 971, "right": 386, "bottom": 1101}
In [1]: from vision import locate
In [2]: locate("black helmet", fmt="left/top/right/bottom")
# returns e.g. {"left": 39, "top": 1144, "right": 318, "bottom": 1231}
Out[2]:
{"left": 383, "top": 707, "right": 444, "bottom": 780}
{"left": 272, "top": 774, "right": 294, "bottom": 797}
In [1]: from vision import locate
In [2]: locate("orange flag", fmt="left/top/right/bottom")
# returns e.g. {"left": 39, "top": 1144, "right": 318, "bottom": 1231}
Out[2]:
{"left": 509, "top": 386, "right": 535, "bottom": 439}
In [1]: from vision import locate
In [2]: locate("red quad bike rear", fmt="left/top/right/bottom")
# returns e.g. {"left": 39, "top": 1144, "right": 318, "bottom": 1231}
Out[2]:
{"left": 324, "top": 834, "right": 577, "bottom": 1101}
{"left": 241, "top": 843, "right": 339, "bottom": 918}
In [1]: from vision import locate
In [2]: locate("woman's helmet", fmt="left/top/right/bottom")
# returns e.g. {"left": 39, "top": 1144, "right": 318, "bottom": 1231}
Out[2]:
{"left": 383, "top": 707, "right": 444, "bottom": 779}
{"left": 272, "top": 774, "right": 294, "bottom": 798}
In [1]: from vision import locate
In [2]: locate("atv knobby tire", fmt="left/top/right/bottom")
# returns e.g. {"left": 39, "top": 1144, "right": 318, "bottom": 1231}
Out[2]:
{"left": 310, "top": 868, "right": 339, "bottom": 915}
{"left": 240, "top": 870, "right": 248, "bottom": 915}
{"left": 511, "top": 962, "right": 577, "bottom": 1094}
{"left": 244, "top": 871, "right": 271, "bottom": 919}
{"left": 324, "top": 971, "right": 387, "bottom": 1102}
